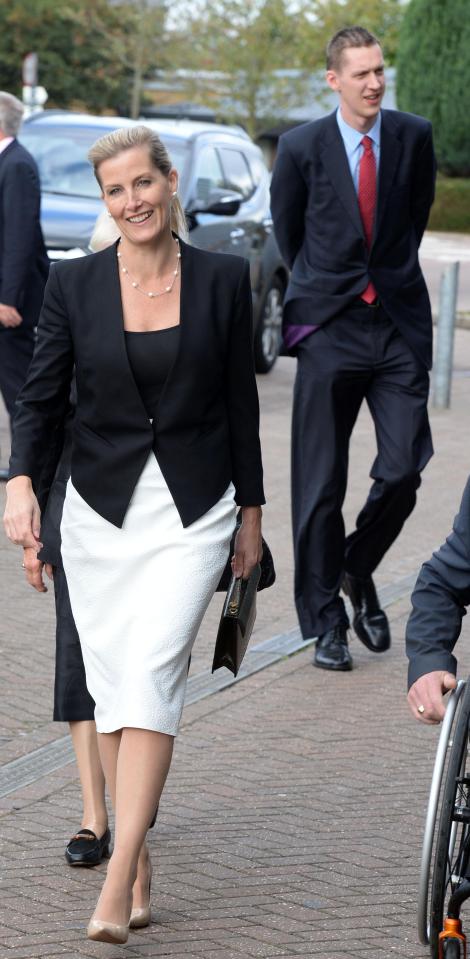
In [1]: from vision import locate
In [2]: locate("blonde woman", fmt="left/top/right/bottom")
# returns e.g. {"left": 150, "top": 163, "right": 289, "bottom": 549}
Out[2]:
{"left": 4, "top": 126, "right": 264, "bottom": 944}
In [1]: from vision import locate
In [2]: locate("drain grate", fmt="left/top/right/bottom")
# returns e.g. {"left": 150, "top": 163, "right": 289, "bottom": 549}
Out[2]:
{"left": 0, "top": 572, "right": 416, "bottom": 799}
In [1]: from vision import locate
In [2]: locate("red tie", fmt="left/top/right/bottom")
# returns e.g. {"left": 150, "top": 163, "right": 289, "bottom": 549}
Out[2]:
{"left": 358, "top": 135, "right": 377, "bottom": 304}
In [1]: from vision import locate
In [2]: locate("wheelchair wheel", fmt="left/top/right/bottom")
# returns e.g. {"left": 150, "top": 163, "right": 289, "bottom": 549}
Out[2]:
{"left": 443, "top": 940, "right": 462, "bottom": 958}
{"left": 419, "top": 682, "right": 466, "bottom": 946}
{"left": 430, "top": 679, "right": 470, "bottom": 957}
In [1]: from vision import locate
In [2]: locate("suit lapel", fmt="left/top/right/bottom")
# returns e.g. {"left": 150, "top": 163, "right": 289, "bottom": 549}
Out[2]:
{"left": 319, "top": 113, "right": 364, "bottom": 240}
{"left": 372, "top": 112, "right": 402, "bottom": 246}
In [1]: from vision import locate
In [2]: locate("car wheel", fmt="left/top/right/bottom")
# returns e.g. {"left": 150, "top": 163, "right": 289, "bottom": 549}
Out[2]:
{"left": 254, "top": 276, "right": 284, "bottom": 374}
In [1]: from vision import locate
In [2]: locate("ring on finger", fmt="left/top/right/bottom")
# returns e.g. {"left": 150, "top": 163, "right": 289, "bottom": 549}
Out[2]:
{"left": 417, "top": 704, "right": 425, "bottom": 714}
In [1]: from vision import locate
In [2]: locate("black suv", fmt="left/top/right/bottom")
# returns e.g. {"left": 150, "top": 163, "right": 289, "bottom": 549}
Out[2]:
{"left": 20, "top": 112, "right": 287, "bottom": 372}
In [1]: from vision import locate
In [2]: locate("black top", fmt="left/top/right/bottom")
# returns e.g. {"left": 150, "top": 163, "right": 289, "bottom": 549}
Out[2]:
{"left": 124, "top": 326, "right": 180, "bottom": 418}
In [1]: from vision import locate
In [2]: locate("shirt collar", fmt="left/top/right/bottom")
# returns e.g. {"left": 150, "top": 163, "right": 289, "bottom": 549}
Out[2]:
{"left": 0, "top": 136, "right": 14, "bottom": 156}
{"left": 336, "top": 108, "right": 381, "bottom": 151}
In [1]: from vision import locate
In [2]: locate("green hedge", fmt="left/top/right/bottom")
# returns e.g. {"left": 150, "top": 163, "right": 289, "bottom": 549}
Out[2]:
{"left": 427, "top": 177, "right": 470, "bottom": 234}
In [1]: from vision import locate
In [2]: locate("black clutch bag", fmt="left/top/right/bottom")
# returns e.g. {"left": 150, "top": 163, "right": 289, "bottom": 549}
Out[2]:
{"left": 216, "top": 512, "right": 275, "bottom": 592}
{"left": 212, "top": 563, "right": 261, "bottom": 676}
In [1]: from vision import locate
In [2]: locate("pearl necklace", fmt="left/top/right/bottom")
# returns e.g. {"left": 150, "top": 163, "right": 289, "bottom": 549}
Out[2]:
{"left": 117, "top": 237, "right": 181, "bottom": 299}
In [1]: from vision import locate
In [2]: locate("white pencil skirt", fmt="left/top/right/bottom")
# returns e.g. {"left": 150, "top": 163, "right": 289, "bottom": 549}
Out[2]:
{"left": 60, "top": 453, "right": 236, "bottom": 735}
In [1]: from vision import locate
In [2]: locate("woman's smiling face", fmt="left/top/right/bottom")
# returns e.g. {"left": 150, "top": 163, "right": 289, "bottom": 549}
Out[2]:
{"left": 99, "top": 145, "right": 178, "bottom": 245}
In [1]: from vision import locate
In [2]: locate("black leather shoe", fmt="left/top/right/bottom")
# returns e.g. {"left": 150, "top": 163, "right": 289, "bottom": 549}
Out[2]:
{"left": 313, "top": 625, "right": 353, "bottom": 671}
{"left": 342, "top": 573, "right": 391, "bottom": 653}
{"left": 65, "top": 827, "right": 111, "bottom": 867}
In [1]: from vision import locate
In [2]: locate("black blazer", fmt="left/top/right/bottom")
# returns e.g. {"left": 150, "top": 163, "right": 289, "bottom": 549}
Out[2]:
{"left": 406, "top": 477, "right": 470, "bottom": 688}
{"left": 0, "top": 139, "right": 49, "bottom": 325}
{"left": 9, "top": 239, "right": 265, "bottom": 528}
{"left": 270, "top": 109, "right": 436, "bottom": 369}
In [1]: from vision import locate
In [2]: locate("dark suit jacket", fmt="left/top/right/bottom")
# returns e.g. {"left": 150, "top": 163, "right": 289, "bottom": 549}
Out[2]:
{"left": 0, "top": 139, "right": 49, "bottom": 324}
{"left": 406, "top": 478, "right": 470, "bottom": 688}
{"left": 9, "top": 239, "right": 265, "bottom": 528}
{"left": 270, "top": 109, "right": 436, "bottom": 369}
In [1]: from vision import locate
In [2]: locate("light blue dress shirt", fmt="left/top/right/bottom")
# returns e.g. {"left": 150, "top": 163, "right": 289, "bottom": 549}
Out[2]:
{"left": 336, "top": 108, "right": 381, "bottom": 194}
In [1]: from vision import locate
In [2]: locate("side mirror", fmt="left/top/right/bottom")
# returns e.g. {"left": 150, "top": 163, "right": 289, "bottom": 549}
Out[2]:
{"left": 188, "top": 188, "right": 243, "bottom": 217}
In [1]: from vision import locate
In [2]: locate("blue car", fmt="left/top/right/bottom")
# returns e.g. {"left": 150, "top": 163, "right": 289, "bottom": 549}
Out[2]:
{"left": 20, "top": 111, "right": 287, "bottom": 372}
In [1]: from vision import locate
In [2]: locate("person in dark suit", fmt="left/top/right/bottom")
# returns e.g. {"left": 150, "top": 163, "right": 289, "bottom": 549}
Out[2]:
{"left": 406, "top": 478, "right": 470, "bottom": 724}
{"left": 0, "top": 91, "right": 49, "bottom": 474}
{"left": 4, "top": 125, "right": 264, "bottom": 944}
{"left": 270, "top": 26, "right": 436, "bottom": 671}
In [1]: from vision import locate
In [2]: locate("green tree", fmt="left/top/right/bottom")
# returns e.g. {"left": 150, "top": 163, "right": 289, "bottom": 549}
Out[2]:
{"left": 0, "top": 0, "right": 134, "bottom": 113}
{"left": 111, "top": 0, "right": 168, "bottom": 118}
{"left": 396, "top": 0, "right": 470, "bottom": 175}
{"left": 0, "top": 0, "right": 170, "bottom": 117}
{"left": 169, "top": 0, "right": 313, "bottom": 137}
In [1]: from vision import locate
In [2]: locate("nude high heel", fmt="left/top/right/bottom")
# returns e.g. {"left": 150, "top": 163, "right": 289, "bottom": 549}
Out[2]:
{"left": 87, "top": 918, "right": 129, "bottom": 944}
{"left": 129, "top": 871, "right": 152, "bottom": 929}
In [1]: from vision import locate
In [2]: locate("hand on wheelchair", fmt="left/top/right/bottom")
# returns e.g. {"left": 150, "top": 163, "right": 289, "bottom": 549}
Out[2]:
{"left": 408, "top": 670, "right": 457, "bottom": 724}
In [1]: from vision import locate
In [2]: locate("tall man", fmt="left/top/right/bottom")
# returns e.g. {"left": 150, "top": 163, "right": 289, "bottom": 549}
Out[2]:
{"left": 0, "top": 91, "right": 49, "bottom": 476}
{"left": 270, "top": 27, "right": 436, "bottom": 670}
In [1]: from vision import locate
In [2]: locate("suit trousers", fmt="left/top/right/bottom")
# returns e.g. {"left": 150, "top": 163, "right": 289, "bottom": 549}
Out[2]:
{"left": 0, "top": 322, "right": 36, "bottom": 422}
{"left": 291, "top": 302, "right": 433, "bottom": 639}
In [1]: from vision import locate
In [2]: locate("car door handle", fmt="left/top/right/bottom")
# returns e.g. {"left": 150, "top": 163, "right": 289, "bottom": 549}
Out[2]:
{"left": 230, "top": 228, "right": 245, "bottom": 240}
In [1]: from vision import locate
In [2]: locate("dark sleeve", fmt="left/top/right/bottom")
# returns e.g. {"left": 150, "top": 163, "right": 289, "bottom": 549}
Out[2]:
{"left": 406, "top": 477, "right": 470, "bottom": 688}
{"left": 270, "top": 136, "right": 307, "bottom": 270}
{"left": 0, "top": 157, "right": 42, "bottom": 307}
{"left": 8, "top": 265, "right": 74, "bottom": 492}
{"left": 225, "top": 260, "right": 265, "bottom": 507}
{"left": 410, "top": 125, "right": 436, "bottom": 248}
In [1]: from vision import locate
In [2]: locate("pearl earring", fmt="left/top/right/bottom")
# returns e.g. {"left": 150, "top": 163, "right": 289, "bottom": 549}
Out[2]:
{"left": 172, "top": 191, "right": 177, "bottom": 197}
{"left": 107, "top": 211, "right": 112, "bottom": 218}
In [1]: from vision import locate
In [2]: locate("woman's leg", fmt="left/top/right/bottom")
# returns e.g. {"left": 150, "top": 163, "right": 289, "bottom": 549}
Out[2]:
{"left": 69, "top": 721, "right": 108, "bottom": 836}
{"left": 93, "top": 728, "right": 173, "bottom": 925}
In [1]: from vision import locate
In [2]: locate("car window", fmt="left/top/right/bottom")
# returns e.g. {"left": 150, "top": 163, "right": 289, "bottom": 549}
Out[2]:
{"left": 20, "top": 124, "right": 188, "bottom": 199}
{"left": 218, "top": 148, "right": 254, "bottom": 199}
{"left": 193, "top": 145, "right": 225, "bottom": 204}
{"left": 247, "top": 152, "right": 266, "bottom": 188}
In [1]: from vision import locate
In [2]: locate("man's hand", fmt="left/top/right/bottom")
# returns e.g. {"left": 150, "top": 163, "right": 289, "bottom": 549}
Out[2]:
{"left": 408, "top": 670, "right": 457, "bottom": 724}
{"left": 0, "top": 303, "right": 22, "bottom": 327}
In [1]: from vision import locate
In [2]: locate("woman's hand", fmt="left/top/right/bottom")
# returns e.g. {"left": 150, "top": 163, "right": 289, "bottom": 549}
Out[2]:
{"left": 231, "top": 506, "right": 263, "bottom": 580}
{"left": 3, "top": 476, "right": 43, "bottom": 550}
{"left": 22, "top": 546, "right": 53, "bottom": 593}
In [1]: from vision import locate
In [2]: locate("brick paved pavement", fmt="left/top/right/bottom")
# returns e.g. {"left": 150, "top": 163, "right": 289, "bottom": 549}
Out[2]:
{"left": 1, "top": 303, "right": 470, "bottom": 956}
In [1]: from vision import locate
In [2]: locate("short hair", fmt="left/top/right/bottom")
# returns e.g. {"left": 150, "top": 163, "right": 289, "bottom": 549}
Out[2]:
{"left": 326, "top": 26, "right": 381, "bottom": 72}
{"left": 88, "top": 125, "right": 187, "bottom": 240}
{"left": 0, "top": 91, "right": 24, "bottom": 137}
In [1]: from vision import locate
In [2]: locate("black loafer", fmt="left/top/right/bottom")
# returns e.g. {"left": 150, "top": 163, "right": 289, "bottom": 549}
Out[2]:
{"left": 342, "top": 572, "right": 391, "bottom": 653}
{"left": 313, "top": 625, "right": 352, "bottom": 671}
{"left": 65, "top": 827, "right": 111, "bottom": 867}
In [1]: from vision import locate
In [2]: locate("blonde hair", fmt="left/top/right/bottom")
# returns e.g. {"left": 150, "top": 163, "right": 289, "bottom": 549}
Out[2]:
{"left": 88, "top": 125, "right": 188, "bottom": 241}
{"left": 89, "top": 209, "right": 121, "bottom": 252}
